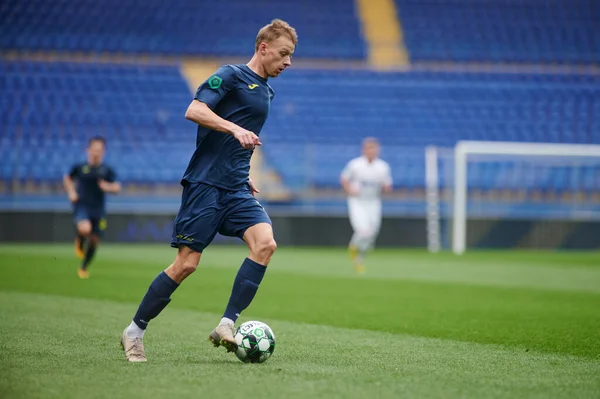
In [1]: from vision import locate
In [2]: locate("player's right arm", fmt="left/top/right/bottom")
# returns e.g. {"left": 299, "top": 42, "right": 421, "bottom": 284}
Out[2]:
{"left": 185, "top": 66, "right": 260, "bottom": 150}
{"left": 340, "top": 160, "right": 359, "bottom": 196}
{"left": 63, "top": 165, "right": 79, "bottom": 203}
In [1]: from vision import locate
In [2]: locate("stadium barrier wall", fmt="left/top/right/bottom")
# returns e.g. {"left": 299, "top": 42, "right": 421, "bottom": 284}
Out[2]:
{"left": 1, "top": 211, "right": 599, "bottom": 249}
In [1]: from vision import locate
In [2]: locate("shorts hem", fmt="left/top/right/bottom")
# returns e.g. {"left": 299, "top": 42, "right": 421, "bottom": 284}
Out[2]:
{"left": 170, "top": 241, "right": 205, "bottom": 253}
{"left": 231, "top": 219, "right": 272, "bottom": 240}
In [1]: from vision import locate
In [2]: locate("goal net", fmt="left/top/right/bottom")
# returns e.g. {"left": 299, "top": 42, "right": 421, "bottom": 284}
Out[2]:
{"left": 425, "top": 141, "right": 600, "bottom": 254}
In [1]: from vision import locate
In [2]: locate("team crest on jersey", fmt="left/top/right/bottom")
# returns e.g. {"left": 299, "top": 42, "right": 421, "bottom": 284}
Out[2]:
{"left": 208, "top": 75, "right": 222, "bottom": 89}
{"left": 82, "top": 165, "right": 90, "bottom": 174}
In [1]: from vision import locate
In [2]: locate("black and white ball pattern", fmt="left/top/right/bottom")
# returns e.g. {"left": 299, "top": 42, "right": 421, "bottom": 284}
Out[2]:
{"left": 234, "top": 321, "right": 276, "bottom": 363}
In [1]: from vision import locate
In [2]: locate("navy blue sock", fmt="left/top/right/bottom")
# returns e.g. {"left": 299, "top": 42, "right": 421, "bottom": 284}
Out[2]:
{"left": 81, "top": 244, "right": 96, "bottom": 270}
{"left": 223, "top": 258, "right": 267, "bottom": 322}
{"left": 133, "top": 271, "right": 179, "bottom": 330}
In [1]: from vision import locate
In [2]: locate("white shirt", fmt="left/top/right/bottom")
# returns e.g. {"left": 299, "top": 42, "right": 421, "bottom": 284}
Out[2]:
{"left": 341, "top": 156, "right": 392, "bottom": 200}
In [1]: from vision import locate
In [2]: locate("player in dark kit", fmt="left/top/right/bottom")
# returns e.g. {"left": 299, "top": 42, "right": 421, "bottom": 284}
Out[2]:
{"left": 121, "top": 19, "right": 298, "bottom": 362}
{"left": 63, "top": 136, "right": 121, "bottom": 279}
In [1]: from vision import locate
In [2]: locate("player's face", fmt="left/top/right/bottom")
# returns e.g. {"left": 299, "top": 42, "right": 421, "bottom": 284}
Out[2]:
{"left": 87, "top": 141, "right": 105, "bottom": 165}
{"left": 363, "top": 142, "right": 380, "bottom": 161}
{"left": 261, "top": 36, "right": 294, "bottom": 78}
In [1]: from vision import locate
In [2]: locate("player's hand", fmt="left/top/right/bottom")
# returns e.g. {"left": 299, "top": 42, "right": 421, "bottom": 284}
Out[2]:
{"left": 249, "top": 178, "right": 260, "bottom": 197}
{"left": 349, "top": 188, "right": 360, "bottom": 196}
{"left": 98, "top": 179, "right": 112, "bottom": 192}
{"left": 68, "top": 192, "right": 79, "bottom": 203}
{"left": 232, "top": 127, "right": 262, "bottom": 150}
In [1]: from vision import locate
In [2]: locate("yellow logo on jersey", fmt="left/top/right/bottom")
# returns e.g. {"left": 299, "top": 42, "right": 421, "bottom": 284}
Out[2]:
{"left": 82, "top": 166, "right": 90, "bottom": 174}
{"left": 248, "top": 84, "right": 259, "bottom": 90}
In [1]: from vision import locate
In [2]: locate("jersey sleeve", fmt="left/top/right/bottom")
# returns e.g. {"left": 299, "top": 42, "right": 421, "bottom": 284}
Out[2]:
{"left": 105, "top": 167, "right": 117, "bottom": 183}
{"left": 68, "top": 164, "right": 79, "bottom": 178}
{"left": 194, "top": 66, "right": 237, "bottom": 110}
{"left": 341, "top": 160, "right": 356, "bottom": 181}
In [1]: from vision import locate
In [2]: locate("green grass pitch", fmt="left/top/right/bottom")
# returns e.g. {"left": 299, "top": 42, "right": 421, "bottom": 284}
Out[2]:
{"left": 1, "top": 244, "right": 599, "bottom": 398}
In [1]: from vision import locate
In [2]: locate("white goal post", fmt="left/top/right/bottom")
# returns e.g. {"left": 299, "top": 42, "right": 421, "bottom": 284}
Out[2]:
{"left": 451, "top": 141, "right": 600, "bottom": 255}
{"left": 425, "top": 146, "right": 441, "bottom": 253}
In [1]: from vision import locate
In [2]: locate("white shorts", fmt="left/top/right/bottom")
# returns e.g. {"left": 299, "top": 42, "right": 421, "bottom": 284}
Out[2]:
{"left": 347, "top": 198, "right": 382, "bottom": 237}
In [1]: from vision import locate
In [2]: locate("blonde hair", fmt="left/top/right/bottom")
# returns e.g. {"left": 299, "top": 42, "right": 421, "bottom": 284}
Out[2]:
{"left": 362, "top": 137, "right": 380, "bottom": 146}
{"left": 255, "top": 19, "right": 298, "bottom": 51}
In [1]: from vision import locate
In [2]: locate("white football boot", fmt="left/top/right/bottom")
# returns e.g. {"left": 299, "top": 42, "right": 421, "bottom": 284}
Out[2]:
{"left": 121, "top": 328, "right": 147, "bottom": 362}
{"left": 208, "top": 321, "right": 237, "bottom": 352}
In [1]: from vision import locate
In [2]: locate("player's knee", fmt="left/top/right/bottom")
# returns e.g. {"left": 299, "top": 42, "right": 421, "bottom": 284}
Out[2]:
{"left": 251, "top": 237, "right": 277, "bottom": 264}
{"left": 179, "top": 260, "right": 199, "bottom": 276}
{"left": 78, "top": 223, "right": 92, "bottom": 236}
{"left": 356, "top": 229, "right": 372, "bottom": 240}
{"left": 263, "top": 238, "right": 277, "bottom": 255}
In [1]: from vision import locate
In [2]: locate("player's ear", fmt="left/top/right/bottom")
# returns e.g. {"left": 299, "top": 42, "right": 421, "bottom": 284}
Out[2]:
{"left": 259, "top": 42, "right": 268, "bottom": 55}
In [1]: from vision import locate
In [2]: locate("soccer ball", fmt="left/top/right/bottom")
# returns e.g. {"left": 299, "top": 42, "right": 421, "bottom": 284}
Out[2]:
{"left": 234, "top": 320, "right": 276, "bottom": 363}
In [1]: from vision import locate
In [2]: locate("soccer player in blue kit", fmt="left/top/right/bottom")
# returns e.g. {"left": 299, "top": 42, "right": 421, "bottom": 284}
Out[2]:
{"left": 121, "top": 19, "right": 298, "bottom": 362}
{"left": 63, "top": 136, "right": 121, "bottom": 279}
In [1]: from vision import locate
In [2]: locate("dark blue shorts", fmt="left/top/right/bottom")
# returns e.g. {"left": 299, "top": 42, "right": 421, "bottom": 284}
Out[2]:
{"left": 170, "top": 182, "right": 272, "bottom": 253}
{"left": 73, "top": 205, "right": 107, "bottom": 236}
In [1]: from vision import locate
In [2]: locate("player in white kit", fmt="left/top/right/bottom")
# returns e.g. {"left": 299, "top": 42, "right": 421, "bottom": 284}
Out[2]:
{"left": 340, "top": 137, "right": 392, "bottom": 273}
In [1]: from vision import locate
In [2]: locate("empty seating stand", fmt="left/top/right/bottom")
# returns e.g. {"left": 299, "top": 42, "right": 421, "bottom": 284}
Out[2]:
{"left": 262, "top": 69, "right": 600, "bottom": 191}
{"left": 0, "top": 61, "right": 194, "bottom": 185}
{"left": 395, "top": 0, "right": 600, "bottom": 63}
{"left": 0, "top": 0, "right": 366, "bottom": 59}
{"left": 2, "top": 61, "right": 599, "bottom": 194}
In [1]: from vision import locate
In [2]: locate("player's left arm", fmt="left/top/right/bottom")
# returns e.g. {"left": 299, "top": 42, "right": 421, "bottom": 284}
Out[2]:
{"left": 98, "top": 168, "right": 122, "bottom": 194}
{"left": 382, "top": 163, "right": 393, "bottom": 193}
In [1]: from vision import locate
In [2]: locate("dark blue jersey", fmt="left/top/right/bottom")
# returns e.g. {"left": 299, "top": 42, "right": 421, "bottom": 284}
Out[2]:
{"left": 68, "top": 163, "right": 116, "bottom": 214}
{"left": 182, "top": 64, "right": 275, "bottom": 191}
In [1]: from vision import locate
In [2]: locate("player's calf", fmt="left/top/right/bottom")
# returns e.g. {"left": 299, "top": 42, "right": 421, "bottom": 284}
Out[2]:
{"left": 74, "top": 220, "right": 92, "bottom": 260}
{"left": 74, "top": 237, "right": 85, "bottom": 259}
{"left": 80, "top": 235, "right": 99, "bottom": 271}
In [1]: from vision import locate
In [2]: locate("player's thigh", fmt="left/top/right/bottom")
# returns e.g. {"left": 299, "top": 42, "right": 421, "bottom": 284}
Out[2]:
{"left": 348, "top": 199, "right": 370, "bottom": 233}
{"left": 243, "top": 223, "right": 275, "bottom": 251}
{"left": 171, "top": 183, "right": 222, "bottom": 253}
{"left": 219, "top": 193, "right": 272, "bottom": 241}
